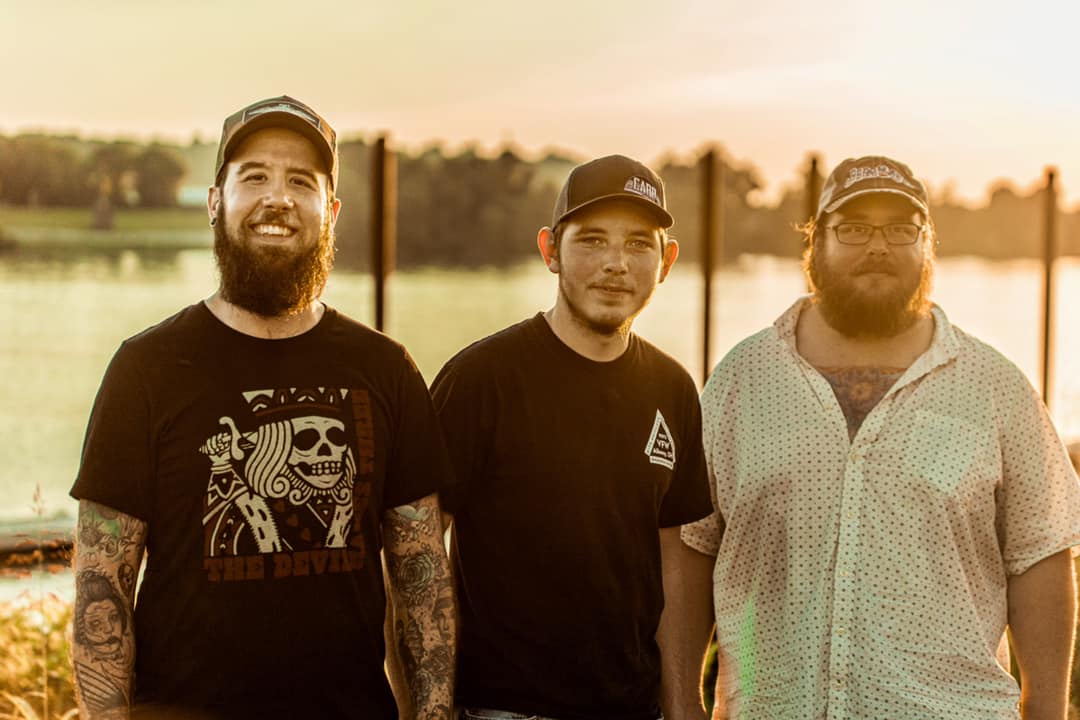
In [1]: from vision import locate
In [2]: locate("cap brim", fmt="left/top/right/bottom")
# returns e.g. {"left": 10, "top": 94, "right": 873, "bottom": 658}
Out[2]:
{"left": 823, "top": 187, "right": 929, "bottom": 217}
{"left": 555, "top": 192, "right": 674, "bottom": 229}
{"left": 218, "top": 113, "right": 335, "bottom": 185}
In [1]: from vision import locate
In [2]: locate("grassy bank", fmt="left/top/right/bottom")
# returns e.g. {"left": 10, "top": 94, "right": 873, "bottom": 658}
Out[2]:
{"left": 2, "top": 566, "right": 1080, "bottom": 719}
{"left": 0, "top": 206, "right": 210, "bottom": 251}
{"left": 0, "top": 592, "right": 75, "bottom": 720}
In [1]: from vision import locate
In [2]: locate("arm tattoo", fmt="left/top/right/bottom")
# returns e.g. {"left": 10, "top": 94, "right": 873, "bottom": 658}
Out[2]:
{"left": 384, "top": 494, "right": 456, "bottom": 720}
{"left": 72, "top": 500, "right": 147, "bottom": 719}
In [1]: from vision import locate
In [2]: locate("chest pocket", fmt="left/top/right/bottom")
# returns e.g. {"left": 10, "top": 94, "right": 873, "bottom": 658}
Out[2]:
{"left": 900, "top": 409, "right": 1001, "bottom": 497}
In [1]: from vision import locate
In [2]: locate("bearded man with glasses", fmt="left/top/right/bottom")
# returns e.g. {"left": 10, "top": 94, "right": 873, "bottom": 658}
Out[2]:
{"left": 663, "top": 156, "right": 1080, "bottom": 719}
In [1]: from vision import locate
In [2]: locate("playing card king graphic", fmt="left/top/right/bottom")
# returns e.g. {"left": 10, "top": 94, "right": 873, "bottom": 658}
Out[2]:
{"left": 198, "top": 387, "right": 374, "bottom": 582}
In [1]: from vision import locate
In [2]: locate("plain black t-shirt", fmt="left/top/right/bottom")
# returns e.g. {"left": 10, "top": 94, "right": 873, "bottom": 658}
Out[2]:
{"left": 71, "top": 303, "right": 452, "bottom": 719}
{"left": 431, "top": 314, "right": 711, "bottom": 720}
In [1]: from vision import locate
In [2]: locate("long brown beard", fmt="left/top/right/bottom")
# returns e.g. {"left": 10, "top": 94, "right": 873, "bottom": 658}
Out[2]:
{"left": 213, "top": 201, "right": 336, "bottom": 318}
{"left": 808, "top": 242, "right": 934, "bottom": 339}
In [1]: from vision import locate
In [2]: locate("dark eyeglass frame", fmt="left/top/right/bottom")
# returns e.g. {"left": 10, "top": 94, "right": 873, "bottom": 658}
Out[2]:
{"left": 825, "top": 222, "right": 926, "bottom": 246}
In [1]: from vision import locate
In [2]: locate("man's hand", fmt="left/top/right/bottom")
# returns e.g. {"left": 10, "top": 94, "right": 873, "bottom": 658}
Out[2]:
{"left": 658, "top": 527, "right": 718, "bottom": 720}
{"left": 383, "top": 493, "right": 456, "bottom": 720}
{"left": 1008, "top": 548, "right": 1076, "bottom": 720}
{"left": 71, "top": 499, "right": 147, "bottom": 720}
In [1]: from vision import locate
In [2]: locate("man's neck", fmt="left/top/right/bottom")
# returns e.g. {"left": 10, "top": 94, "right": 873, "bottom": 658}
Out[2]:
{"left": 795, "top": 301, "right": 935, "bottom": 369}
{"left": 543, "top": 306, "right": 630, "bottom": 362}
{"left": 204, "top": 292, "right": 325, "bottom": 339}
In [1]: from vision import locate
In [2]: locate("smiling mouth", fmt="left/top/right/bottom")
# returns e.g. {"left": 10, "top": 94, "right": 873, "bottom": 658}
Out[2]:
{"left": 249, "top": 223, "right": 297, "bottom": 238}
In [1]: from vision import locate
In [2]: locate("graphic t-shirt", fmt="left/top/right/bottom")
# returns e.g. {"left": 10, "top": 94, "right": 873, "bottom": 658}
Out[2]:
{"left": 431, "top": 313, "right": 711, "bottom": 720}
{"left": 71, "top": 303, "right": 452, "bottom": 719}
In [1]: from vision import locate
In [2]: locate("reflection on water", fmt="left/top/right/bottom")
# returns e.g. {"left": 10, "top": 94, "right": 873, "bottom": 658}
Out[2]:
{"left": 1, "top": 243, "right": 191, "bottom": 279}
{"left": 2, "top": 245, "right": 1079, "bottom": 529}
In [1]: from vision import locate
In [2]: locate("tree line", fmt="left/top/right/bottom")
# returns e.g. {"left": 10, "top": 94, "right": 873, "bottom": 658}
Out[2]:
{"left": 333, "top": 144, "right": 1080, "bottom": 268}
{"left": 2, "top": 133, "right": 1078, "bottom": 265}
{"left": 0, "top": 134, "right": 186, "bottom": 208}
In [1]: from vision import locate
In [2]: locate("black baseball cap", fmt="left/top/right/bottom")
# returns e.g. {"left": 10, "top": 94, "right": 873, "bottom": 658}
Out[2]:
{"left": 552, "top": 155, "right": 674, "bottom": 229}
{"left": 816, "top": 155, "right": 929, "bottom": 220}
{"left": 214, "top": 95, "right": 338, "bottom": 190}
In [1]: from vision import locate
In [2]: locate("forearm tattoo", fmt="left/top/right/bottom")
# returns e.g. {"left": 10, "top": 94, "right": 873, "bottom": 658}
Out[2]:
{"left": 72, "top": 500, "right": 147, "bottom": 720}
{"left": 384, "top": 496, "right": 455, "bottom": 720}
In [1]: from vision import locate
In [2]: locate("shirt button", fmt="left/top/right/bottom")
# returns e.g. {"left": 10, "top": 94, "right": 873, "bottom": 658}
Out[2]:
{"left": 839, "top": 570, "right": 852, "bottom": 578}
{"left": 835, "top": 627, "right": 846, "bottom": 636}
{"left": 835, "top": 677, "right": 846, "bottom": 687}
{"left": 845, "top": 511, "right": 857, "bottom": 520}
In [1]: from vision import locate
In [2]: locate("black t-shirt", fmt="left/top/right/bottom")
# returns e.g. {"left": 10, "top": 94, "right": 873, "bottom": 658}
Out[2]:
{"left": 431, "top": 313, "right": 711, "bottom": 720}
{"left": 71, "top": 303, "right": 452, "bottom": 720}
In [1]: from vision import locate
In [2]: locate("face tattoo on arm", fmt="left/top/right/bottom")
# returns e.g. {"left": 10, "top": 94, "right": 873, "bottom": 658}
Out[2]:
{"left": 71, "top": 499, "right": 147, "bottom": 720}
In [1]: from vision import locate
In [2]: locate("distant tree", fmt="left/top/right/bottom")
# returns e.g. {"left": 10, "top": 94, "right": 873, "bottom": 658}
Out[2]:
{"left": 0, "top": 135, "right": 92, "bottom": 206}
{"left": 660, "top": 151, "right": 772, "bottom": 263}
{"left": 333, "top": 141, "right": 561, "bottom": 270}
{"left": 132, "top": 145, "right": 187, "bottom": 207}
{"left": 393, "top": 145, "right": 551, "bottom": 267}
{"left": 86, "top": 142, "right": 137, "bottom": 207}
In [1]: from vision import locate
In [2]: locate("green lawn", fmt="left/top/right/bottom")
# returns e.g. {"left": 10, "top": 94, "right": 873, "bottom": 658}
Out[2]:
{"left": 0, "top": 205, "right": 211, "bottom": 250}
{"left": 0, "top": 205, "right": 207, "bottom": 231}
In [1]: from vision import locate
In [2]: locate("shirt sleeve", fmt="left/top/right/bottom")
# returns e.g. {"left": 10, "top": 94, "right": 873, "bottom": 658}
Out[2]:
{"left": 658, "top": 374, "right": 712, "bottom": 528}
{"left": 680, "top": 365, "right": 730, "bottom": 556}
{"left": 996, "top": 364, "right": 1080, "bottom": 575}
{"left": 70, "top": 342, "right": 154, "bottom": 521}
{"left": 384, "top": 347, "right": 455, "bottom": 509}
{"left": 428, "top": 352, "right": 494, "bottom": 515}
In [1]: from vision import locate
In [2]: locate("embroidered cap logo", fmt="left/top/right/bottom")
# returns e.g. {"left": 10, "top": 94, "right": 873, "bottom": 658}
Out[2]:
{"left": 844, "top": 163, "right": 917, "bottom": 190}
{"left": 624, "top": 176, "right": 660, "bottom": 205}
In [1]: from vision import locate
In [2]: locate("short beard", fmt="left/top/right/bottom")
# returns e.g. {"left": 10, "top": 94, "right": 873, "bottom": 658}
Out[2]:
{"left": 808, "top": 241, "right": 933, "bottom": 339}
{"left": 213, "top": 200, "right": 336, "bottom": 318}
{"left": 557, "top": 275, "right": 638, "bottom": 339}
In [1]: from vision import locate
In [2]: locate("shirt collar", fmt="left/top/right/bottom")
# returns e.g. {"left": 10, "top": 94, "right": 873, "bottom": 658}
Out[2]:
{"left": 774, "top": 296, "right": 961, "bottom": 376}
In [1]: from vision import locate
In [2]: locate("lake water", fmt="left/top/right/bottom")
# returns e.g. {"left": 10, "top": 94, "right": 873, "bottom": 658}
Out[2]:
{"left": 3, "top": 246, "right": 1080, "bottom": 527}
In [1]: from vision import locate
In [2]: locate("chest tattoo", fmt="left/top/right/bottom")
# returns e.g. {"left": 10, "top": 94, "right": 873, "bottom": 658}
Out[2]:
{"left": 815, "top": 365, "right": 905, "bottom": 441}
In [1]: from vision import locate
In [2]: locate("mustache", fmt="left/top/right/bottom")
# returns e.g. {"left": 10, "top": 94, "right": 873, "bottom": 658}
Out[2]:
{"left": 248, "top": 209, "right": 295, "bottom": 225}
{"left": 852, "top": 259, "right": 897, "bottom": 274}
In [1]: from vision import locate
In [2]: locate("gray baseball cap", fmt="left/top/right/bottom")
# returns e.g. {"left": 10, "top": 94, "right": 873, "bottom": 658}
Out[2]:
{"left": 215, "top": 95, "right": 338, "bottom": 190}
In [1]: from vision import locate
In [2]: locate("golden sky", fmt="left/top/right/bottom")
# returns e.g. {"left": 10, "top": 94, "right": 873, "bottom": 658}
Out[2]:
{"left": 5, "top": 0, "right": 1080, "bottom": 205}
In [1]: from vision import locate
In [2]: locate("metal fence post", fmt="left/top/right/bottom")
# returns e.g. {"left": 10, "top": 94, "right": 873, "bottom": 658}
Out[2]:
{"left": 805, "top": 154, "right": 822, "bottom": 225}
{"left": 701, "top": 148, "right": 723, "bottom": 385}
{"left": 371, "top": 135, "right": 397, "bottom": 333}
{"left": 1040, "top": 167, "right": 1058, "bottom": 406}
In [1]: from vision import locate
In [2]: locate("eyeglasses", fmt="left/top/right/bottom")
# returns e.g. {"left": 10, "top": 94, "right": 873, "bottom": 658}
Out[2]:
{"left": 825, "top": 222, "right": 925, "bottom": 246}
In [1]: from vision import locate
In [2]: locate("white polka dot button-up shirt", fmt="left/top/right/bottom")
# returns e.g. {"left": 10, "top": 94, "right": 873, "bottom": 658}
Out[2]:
{"left": 682, "top": 298, "right": 1080, "bottom": 720}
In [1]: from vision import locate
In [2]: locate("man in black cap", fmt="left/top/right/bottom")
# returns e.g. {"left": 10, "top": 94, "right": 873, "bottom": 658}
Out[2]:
{"left": 431, "top": 155, "right": 711, "bottom": 720}
{"left": 668, "top": 156, "right": 1080, "bottom": 719}
{"left": 70, "top": 96, "right": 456, "bottom": 720}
